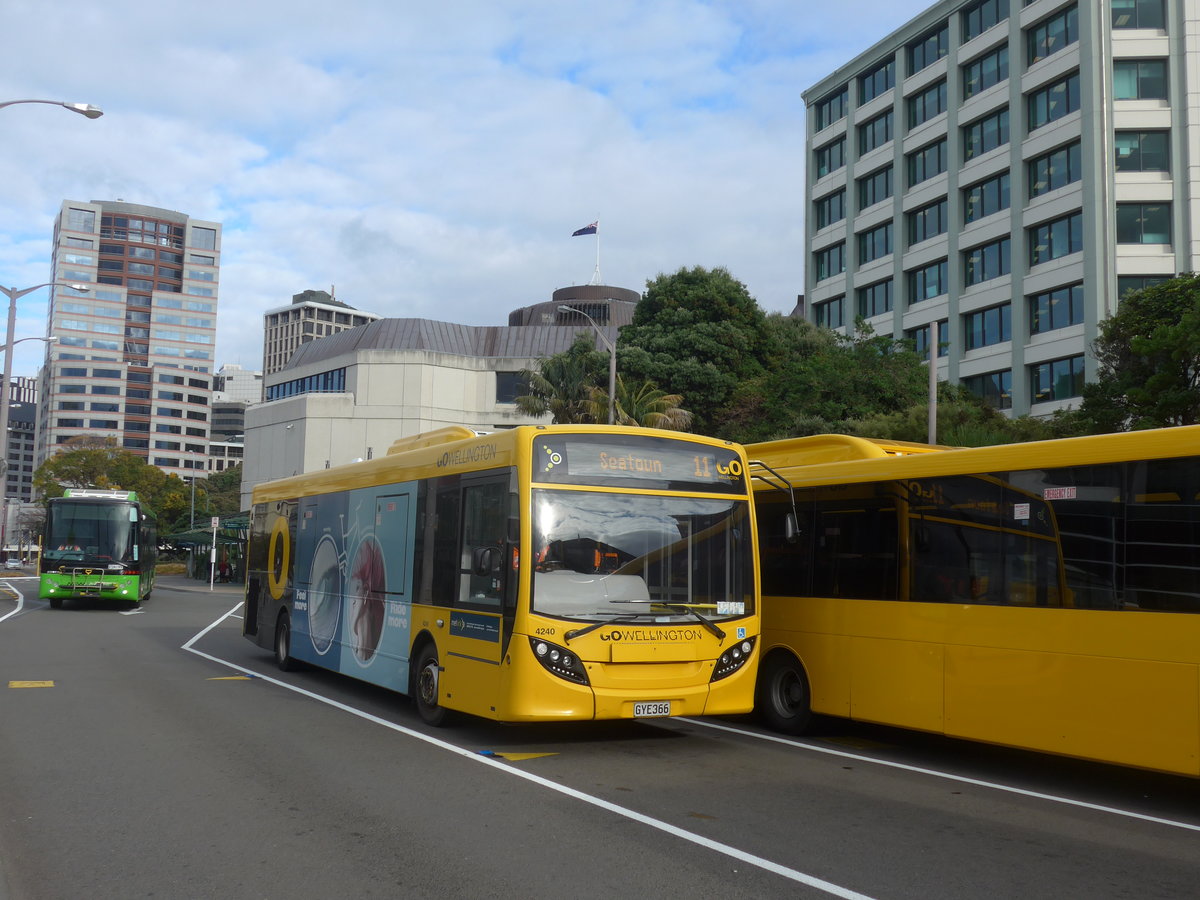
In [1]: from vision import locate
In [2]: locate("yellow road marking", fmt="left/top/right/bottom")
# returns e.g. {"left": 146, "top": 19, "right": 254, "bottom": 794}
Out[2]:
{"left": 480, "top": 751, "right": 558, "bottom": 761}
{"left": 9, "top": 681, "right": 55, "bottom": 688}
{"left": 207, "top": 675, "right": 253, "bottom": 681}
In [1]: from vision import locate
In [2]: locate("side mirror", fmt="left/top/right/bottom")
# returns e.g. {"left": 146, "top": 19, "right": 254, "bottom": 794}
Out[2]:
{"left": 784, "top": 512, "right": 799, "bottom": 545}
{"left": 472, "top": 546, "right": 501, "bottom": 576}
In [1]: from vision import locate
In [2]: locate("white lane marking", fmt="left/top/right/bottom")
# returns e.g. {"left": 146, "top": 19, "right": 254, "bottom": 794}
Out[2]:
{"left": 681, "top": 718, "right": 1200, "bottom": 834}
{"left": 183, "top": 603, "right": 875, "bottom": 900}
{"left": 0, "top": 581, "right": 26, "bottom": 623}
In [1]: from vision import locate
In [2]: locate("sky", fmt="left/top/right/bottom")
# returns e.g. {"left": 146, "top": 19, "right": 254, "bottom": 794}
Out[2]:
{"left": 1, "top": 0, "right": 933, "bottom": 380}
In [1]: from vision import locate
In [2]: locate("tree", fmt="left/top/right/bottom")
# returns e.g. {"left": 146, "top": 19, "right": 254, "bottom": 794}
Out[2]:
{"left": 205, "top": 463, "right": 245, "bottom": 517}
{"left": 719, "top": 317, "right": 930, "bottom": 443}
{"left": 1076, "top": 274, "right": 1200, "bottom": 430}
{"left": 514, "top": 333, "right": 607, "bottom": 424}
{"left": 587, "top": 375, "right": 693, "bottom": 431}
{"left": 619, "top": 266, "right": 768, "bottom": 436}
{"left": 33, "top": 437, "right": 191, "bottom": 528}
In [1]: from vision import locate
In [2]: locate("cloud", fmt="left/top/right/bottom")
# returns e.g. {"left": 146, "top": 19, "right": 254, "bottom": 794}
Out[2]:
{"left": 0, "top": 0, "right": 930, "bottom": 379}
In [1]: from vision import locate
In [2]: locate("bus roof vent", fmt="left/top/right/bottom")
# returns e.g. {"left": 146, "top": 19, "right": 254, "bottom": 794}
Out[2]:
{"left": 386, "top": 426, "right": 479, "bottom": 456}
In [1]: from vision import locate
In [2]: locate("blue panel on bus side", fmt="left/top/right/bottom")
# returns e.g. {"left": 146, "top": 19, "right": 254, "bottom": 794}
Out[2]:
{"left": 292, "top": 493, "right": 348, "bottom": 667}
{"left": 335, "top": 486, "right": 417, "bottom": 693}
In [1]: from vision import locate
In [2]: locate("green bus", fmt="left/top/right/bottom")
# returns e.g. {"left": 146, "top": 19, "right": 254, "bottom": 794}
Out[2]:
{"left": 40, "top": 489, "right": 157, "bottom": 608}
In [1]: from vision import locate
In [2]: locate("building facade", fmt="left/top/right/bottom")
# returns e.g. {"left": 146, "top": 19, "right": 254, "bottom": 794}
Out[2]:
{"left": 262, "top": 290, "right": 380, "bottom": 377}
{"left": 802, "top": 0, "right": 1192, "bottom": 416}
{"left": 37, "top": 200, "right": 221, "bottom": 477}
{"left": 240, "top": 289, "right": 631, "bottom": 507}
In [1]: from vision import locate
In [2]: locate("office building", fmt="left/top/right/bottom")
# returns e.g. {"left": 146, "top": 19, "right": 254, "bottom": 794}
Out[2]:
{"left": 37, "top": 200, "right": 221, "bottom": 477}
{"left": 802, "top": 0, "right": 1190, "bottom": 415}
{"left": 262, "top": 290, "right": 380, "bottom": 377}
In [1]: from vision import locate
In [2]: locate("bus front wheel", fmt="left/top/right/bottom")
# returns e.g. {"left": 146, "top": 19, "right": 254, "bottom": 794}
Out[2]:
{"left": 756, "top": 653, "right": 812, "bottom": 735}
{"left": 413, "top": 643, "right": 448, "bottom": 727}
{"left": 274, "top": 612, "right": 294, "bottom": 672}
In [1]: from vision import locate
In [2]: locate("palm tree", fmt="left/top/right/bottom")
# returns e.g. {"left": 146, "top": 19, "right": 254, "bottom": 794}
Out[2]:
{"left": 589, "top": 375, "right": 693, "bottom": 431}
{"left": 514, "top": 334, "right": 605, "bottom": 424}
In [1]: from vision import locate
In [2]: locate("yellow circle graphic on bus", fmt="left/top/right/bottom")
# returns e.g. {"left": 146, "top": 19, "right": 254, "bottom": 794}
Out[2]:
{"left": 267, "top": 515, "right": 290, "bottom": 600}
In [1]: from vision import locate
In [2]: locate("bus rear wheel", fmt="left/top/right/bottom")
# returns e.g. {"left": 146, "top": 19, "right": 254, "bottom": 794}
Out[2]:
{"left": 756, "top": 653, "right": 812, "bottom": 735}
{"left": 274, "top": 612, "right": 295, "bottom": 672}
{"left": 413, "top": 643, "right": 448, "bottom": 727}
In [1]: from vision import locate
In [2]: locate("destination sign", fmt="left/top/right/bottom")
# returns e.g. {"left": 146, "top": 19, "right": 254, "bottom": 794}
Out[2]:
{"left": 533, "top": 435, "right": 747, "bottom": 493}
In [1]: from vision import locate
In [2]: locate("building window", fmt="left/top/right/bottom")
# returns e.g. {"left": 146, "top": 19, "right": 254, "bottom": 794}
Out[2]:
{"left": 815, "top": 243, "right": 846, "bottom": 281}
{"left": 495, "top": 372, "right": 529, "bottom": 404}
{"left": 815, "top": 189, "right": 846, "bottom": 229}
{"left": 1029, "top": 283, "right": 1084, "bottom": 334}
{"left": 1113, "top": 0, "right": 1165, "bottom": 29}
{"left": 1114, "top": 59, "right": 1168, "bottom": 100}
{"left": 857, "top": 167, "right": 893, "bottom": 209}
{"left": 859, "top": 58, "right": 896, "bottom": 104}
{"left": 814, "top": 86, "right": 849, "bottom": 131}
{"left": 963, "top": 236, "right": 1010, "bottom": 286}
{"left": 66, "top": 208, "right": 95, "bottom": 232}
{"left": 965, "top": 303, "right": 1012, "bottom": 349}
{"left": 907, "top": 198, "right": 948, "bottom": 245}
{"left": 814, "top": 296, "right": 845, "bottom": 329}
{"left": 1027, "top": 5, "right": 1079, "bottom": 65}
{"left": 1029, "top": 211, "right": 1084, "bottom": 265}
{"left": 857, "top": 222, "right": 893, "bottom": 263}
{"left": 907, "top": 321, "right": 949, "bottom": 361}
{"left": 1116, "top": 203, "right": 1171, "bottom": 243}
{"left": 908, "top": 24, "right": 949, "bottom": 75}
{"left": 907, "top": 259, "right": 948, "bottom": 305}
{"left": 963, "top": 171, "right": 1010, "bottom": 223}
{"left": 191, "top": 227, "right": 217, "bottom": 251}
{"left": 858, "top": 110, "right": 894, "bottom": 154}
{"left": 1027, "top": 71, "right": 1080, "bottom": 131}
{"left": 908, "top": 80, "right": 947, "bottom": 128}
{"left": 963, "top": 46, "right": 1008, "bottom": 99}
{"left": 962, "top": 0, "right": 1007, "bottom": 42}
{"left": 1028, "top": 141, "right": 1082, "bottom": 198}
{"left": 1114, "top": 131, "right": 1169, "bottom": 172}
{"left": 907, "top": 138, "right": 947, "bottom": 186}
{"left": 1031, "top": 355, "right": 1085, "bottom": 403}
{"left": 962, "top": 108, "right": 1009, "bottom": 160}
{"left": 857, "top": 280, "right": 894, "bottom": 318}
{"left": 1117, "top": 275, "right": 1170, "bottom": 296}
{"left": 963, "top": 370, "right": 1012, "bottom": 409}
{"left": 815, "top": 137, "right": 846, "bottom": 177}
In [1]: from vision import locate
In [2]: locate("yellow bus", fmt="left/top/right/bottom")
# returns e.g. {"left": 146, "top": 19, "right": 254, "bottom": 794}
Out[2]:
{"left": 243, "top": 425, "right": 759, "bottom": 725}
{"left": 748, "top": 426, "right": 1200, "bottom": 776}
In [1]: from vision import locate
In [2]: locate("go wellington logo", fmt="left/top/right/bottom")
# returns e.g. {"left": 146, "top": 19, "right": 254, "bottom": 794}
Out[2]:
{"left": 437, "top": 443, "right": 498, "bottom": 468}
{"left": 541, "top": 445, "right": 563, "bottom": 473}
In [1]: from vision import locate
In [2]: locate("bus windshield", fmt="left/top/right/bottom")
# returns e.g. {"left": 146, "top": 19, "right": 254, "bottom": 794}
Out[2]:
{"left": 530, "top": 489, "right": 752, "bottom": 622}
{"left": 44, "top": 501, "right": 137, "bottom": 567}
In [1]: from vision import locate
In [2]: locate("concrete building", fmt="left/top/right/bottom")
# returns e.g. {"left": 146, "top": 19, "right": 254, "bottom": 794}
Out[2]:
{"left": 213, "top": 363, "right": 263, "bottom": 404}
{"left": 37, "top": 200, "right": 221, "bottom": 477}
{"left": 240, "top": 289, "right": 630, "bottom": 507}
{"left": 262, "top": 290, "right": 380, "bottom": 377}
{"left": 802, "top": 0, "right": 1189, "bottom": 416}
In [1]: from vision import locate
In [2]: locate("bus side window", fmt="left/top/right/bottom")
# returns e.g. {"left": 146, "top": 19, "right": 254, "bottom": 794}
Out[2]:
{"left": 459, "top": 479, "right": 508, "bottom": 611}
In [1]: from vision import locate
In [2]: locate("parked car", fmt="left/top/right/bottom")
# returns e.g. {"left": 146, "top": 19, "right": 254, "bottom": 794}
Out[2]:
{"left": 5, "top": 558, "right": 22, "bottom": 569}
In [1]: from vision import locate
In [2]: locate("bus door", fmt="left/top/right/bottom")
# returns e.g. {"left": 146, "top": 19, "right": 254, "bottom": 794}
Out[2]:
{"left": 439, "top": 474, "right": 512, "bottom": 718}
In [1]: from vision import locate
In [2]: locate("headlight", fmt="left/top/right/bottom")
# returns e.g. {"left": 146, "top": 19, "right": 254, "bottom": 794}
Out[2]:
{"left": 711, "top": 637, "right": 756, "bottom": 682}
{"left": 529, "top": 636, "right": 589, "bottom": 685}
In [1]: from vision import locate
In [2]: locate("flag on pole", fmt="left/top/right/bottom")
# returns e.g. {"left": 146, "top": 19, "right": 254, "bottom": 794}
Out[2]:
{"left": 571, "top": 221, "right": 598, "bottom": 236}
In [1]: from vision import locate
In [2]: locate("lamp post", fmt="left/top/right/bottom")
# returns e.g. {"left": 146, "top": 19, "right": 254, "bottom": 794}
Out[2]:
{"left": 558, "top": 305, "right": 616, "bottom": 425}
{"left": 0, "top": 283, "right": 86, "bottom": 483}
{"left": 0, "top": 99, "right": 103, "bottom": 118}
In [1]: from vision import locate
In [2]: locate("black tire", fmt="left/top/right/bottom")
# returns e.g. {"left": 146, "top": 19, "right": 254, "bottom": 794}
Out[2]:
{"left": 274, "top": 612, "right": 295, "bottom": 672}
{"left": 49, "top": 596, "right": 63, "bottom": 610}
{"left": 756, "top": 653, "right": 812, "bottom": 735}
{"left": 413, "top": 642, "right": 448, "bottom": 726}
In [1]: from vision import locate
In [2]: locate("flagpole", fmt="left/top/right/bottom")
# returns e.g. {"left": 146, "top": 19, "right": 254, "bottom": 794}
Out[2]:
{"left": 592, "top": 221, "right": 601, "bottom": 284}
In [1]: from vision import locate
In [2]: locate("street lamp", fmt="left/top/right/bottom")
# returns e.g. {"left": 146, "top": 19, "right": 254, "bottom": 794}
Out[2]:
{"left": 0, "top": 99, "right": 103, "bottom": 119}
{"left": 558, "top": 305, "right": 616, "bottom": 425}
{"left": 0, "top": 283, "right": 87, "bottom": 484}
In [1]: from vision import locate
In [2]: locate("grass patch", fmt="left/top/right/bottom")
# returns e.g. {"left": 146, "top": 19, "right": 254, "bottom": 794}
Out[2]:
{"left": 156, "top": 562, "right": 188, "bottom": 575}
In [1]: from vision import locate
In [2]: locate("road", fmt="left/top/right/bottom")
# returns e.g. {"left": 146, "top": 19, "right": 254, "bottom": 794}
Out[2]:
{"left": 2, "top": 576, "right": 1198, "bottom": 899}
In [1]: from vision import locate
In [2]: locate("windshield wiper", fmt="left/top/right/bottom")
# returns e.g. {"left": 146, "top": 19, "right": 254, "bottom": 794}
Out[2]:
{"left": 564, "top": 613, "right": 658, "bottom": 643}
{"left": 608, "top": 600, "right": 727, "bottom": 640}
